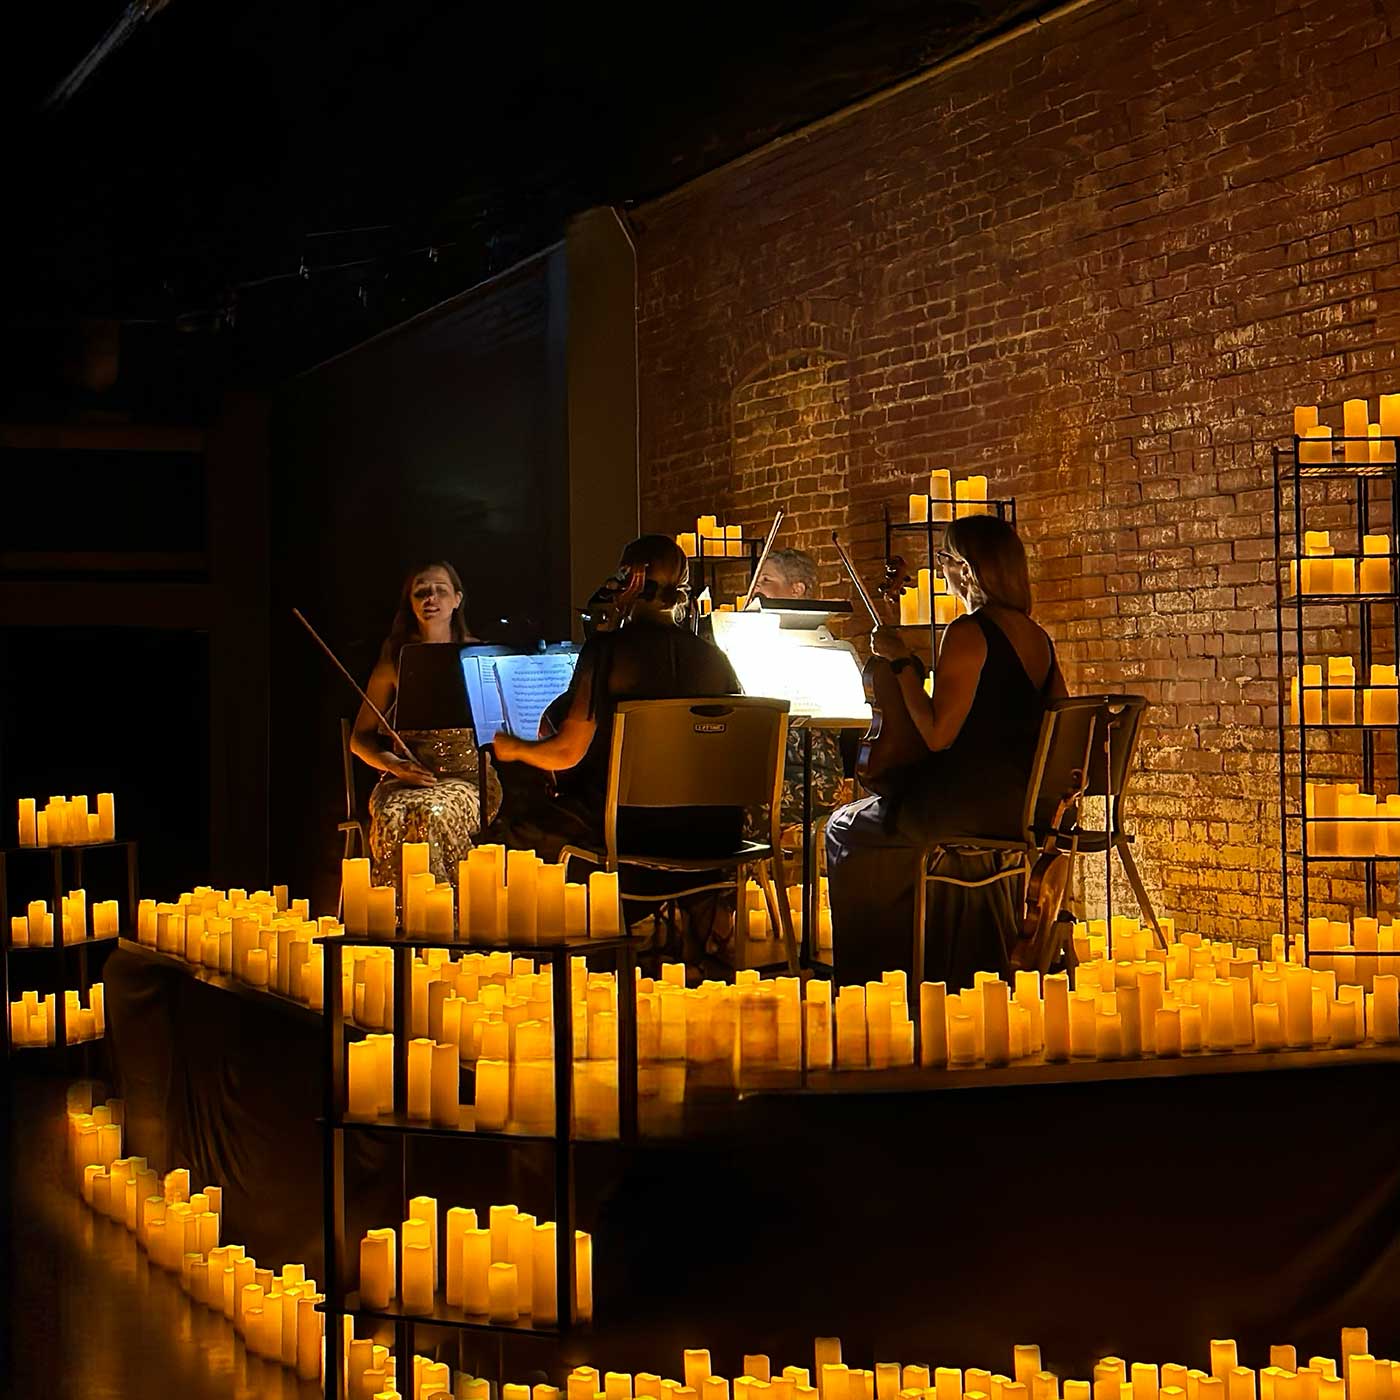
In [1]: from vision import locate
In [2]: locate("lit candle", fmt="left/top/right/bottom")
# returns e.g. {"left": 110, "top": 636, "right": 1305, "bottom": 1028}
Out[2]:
{"left": 564, "top": 882, "right": 588, "bottom": 935}
{"left": 1094, "top": 1009, "right": 1123, "bottom": 1060}
{"left": 947, "top": 1013, "right": 976, "bottom": 1067}
{"left": 430, "top": 1041, "right": 459, "bottom": 1127}
{"left": 919, "top": 982, "right": 948, "bottom": 1067}
{"left": 1344, "top": 398, "right": 1369, "bottom": 462}
{"left": 1327, "top": 656, "right": 1356, "bottom": 724}
{"left": 474, "top": 1059, "right": 510, "bottom": 1131}
{"left": 359, "top": 1231, "right": 394, "bottom": 1309}
{"left": 17, "top": 799, "right": 36, "bottom": 847}
{"left": 1364, "top": 665, "right": 1399, "bottom": 726}
{"left": 1293, "top": 405, "right": 1319, "bottom": 436}
{"left": 677, "top": 532, "right": 697, "bottom": 557}
{"left": 531, "top": 1220, "right": 557, "bottom": 1323}
{"left": 537, "top": 863, "right": 567, "bottom": 940}
{"left": 908, "top": 494, "right": 929, "bottom": 524}
{"left": 507, "top": 850, "right": 540, "bottom": 943}
{"left": 1154, "top": 1005, "right": 1181, "bottom": 1057}
{"left": 488, "top": 1261, "right": 519, "bottom": 1322}
{"left": 402, "top": 1239, "right": 434, "bottom": 1313}
{"left": 366, "top": 886, "right": 396, "bottom": 935}
{"left": 574, "top": 1230, "right": 593, "bottom": 1321}
{"left": 899, "top": 588, "right": 919, "bottom": 627}
{"left": 588, "top": 871, "right": 621, "bottom": 937}
{"left": 1371, "top": 974, "right": 1400, "bottom": 1042}
{"left": 725, "top": 524, "right": 743, "bottom": 558}
{"left": 982, "top": 978, "right": 1011, "bottom": 1067}
{"left": 462, "top": 1227, "right": 492, "bottom": 1313}
{"left": 929, "top": 470, "right": 953, "bottom": 522}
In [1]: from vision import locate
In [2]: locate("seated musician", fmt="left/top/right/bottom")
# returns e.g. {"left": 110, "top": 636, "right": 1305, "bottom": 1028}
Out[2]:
{"left": 825, "top": 516, "right": 1067, "bottom": 988}
{"left": 490, "top": 534, "right": 743, "bottom": 865}
{"left": 748, "top": 547, "right": 850, "bottom": 826}
{"left": 350, "top": 561, "right": 501, "bottom": 896}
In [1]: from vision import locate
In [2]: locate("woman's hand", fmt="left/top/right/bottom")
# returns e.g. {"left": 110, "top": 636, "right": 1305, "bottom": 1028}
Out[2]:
{"left": 491, "top": 732, "right": 520, "bottom": 763}
{"left": 384, "top": 752, "right": 436, "bottom": 786}
{"left": 870, "top": 626, "right": 913, "bottom": 662}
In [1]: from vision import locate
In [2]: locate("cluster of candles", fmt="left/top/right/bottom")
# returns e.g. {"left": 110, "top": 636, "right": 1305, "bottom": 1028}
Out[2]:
{"left": 1304, "top": 783, "right": 1400, "bottom": 857}
{"left": 134, "top": 885, "right": 337, "bottom": 1007}
{"left": 913, "top": 919, "right": 1400, "bottom": 1069}
{"left": 745, "top": 875, "right": 833, "bottom": 954}
{"left": 68, "top": 1089, "right": 325, "bottom": 1381}
{"left": 1285, "top": 530, "right": 1392, "bottom": 595}
{"left": 675, "top": 516, "right": 750, "bottom": 559}
{"left": 896, "top": 568, "right": 967, "bottom": 628}
{"left": 8, "top": 889, "right": 121, "bottom": 946}
{"left": 8, "top": 983, "right": 105, "bottom": 1046}
{"left": 1289, "top": 658, "right": 1400, "bottom": 726}
{"left": 907, "top": 469, "right": 993, "bottom": 523}
{"left": 1294, "top": 395, "right": 1400, "bottom": 463}
{"left": 15, "top": 793, "right": 116, "bottom": 846}
{"left": 356, "top": 1198, "right": 592, "bottom": 1325}
{"left": 343, "top": 847, "right": 623, "bottom": 942}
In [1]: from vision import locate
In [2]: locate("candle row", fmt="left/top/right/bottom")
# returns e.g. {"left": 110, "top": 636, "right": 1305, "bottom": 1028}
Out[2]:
{"left": 16, "top": 792, "right": 115, "bottom": 846}
{"left": 1069, "top": 916, "right": 1177, "bottom": 965}
{"left": 357, "top": 1197, "right": 592, "bottom": 1325}
{"left": 8, "top": 983, "right": 105, "bottom": 1046}
{"left": 896, "top": 568, "right": 967, "bottom": 628}
{"left": 907, "top": 470, "right": 993, "bottom": 523}
{"left": 676, "top": 516, "right": 748, "bottom": 559}
{"left": 343, "top": 847, "right": 622, "bottom": 941}
{"left": 1304, "top": 783, "right": 1400, "bottom": 857}
{"left": 9, "top": 890, "right": 121, "bottom": 947}
{"left": 1286, "top": 531, "right": 1391, "bottom": 595}
{"left": 1295, "top": 395, "right": 1400, "bottom": 463}
{"left": 1290, "top": 659, "right": 1400, "bottom": 726}
{"left": 67, "top": 1086, "right": 325, "bottom": 1384}
{"left": 1307, "top": 915, "right": 1400, "bottom": 989}
{"left": 745, "top": 876, "right": 833, "bottom": 953}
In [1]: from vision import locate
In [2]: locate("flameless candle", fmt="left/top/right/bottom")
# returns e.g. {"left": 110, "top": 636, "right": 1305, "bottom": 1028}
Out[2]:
{"left": 488, "top": 1261, "right": 519, "bottom": 1322}
{"left": 1344, "top": 398, "right": 1369, "bottom": 462}
{"left": 429, "top": 1042, "right": 458, "bottom": 1127}
{"left": 1294, "top": 405, "right": 1319, "bottom": 436}
{"left": 908, "top": 494, "right": 929, "bottom": 524}
{"left": 367, "top": 886, "right": 396, "bottom": 935}
{"left": 18, "top": 798, "right": 36, "bottom": 846}
{"left": 982, "top": 978, "right": 1011, "bottom": 1067}
{"left": 919, "top": 982, "right": 947, "bottom": 1067}
{"left": 588, "top": 871, "right": 621, "bottom": 937}
{"left": 407, "top": 1038, "right": 434, "bottom": 1120}
{"left": 1327, "top": 657, "right": 1356, "bottom": 725}
{"left": 402, "top": 1240, "right": 434, "bottom": 1313}
{"left": 360, "top": 1232, "right": 394, "bottom": 1309}
{"left": 677, "top": 532, "right": 697, "bottom": 557}
{"left": 929, "top": 470, "right": 953, "bottom": 521}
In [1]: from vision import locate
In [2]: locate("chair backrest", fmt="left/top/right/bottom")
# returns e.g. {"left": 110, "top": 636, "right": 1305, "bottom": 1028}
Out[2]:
{"left": 603, "top": 696, "right": 790, "bottom": 832}
{"left": 1021, "top": 694, "right": 1149, "bottom": 841}
{"left": 339, "top": 717, "right": 359, "bottom": 824}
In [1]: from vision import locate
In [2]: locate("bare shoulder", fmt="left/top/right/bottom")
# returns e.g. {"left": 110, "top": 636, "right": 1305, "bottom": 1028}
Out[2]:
{"left": 939, "top": 614, "right": 988, "bottom": 661}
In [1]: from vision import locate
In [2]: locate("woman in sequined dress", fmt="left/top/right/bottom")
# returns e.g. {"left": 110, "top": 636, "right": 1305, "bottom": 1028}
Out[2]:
{"left": 350, "top": 561, "right": 501, "bottom": 896}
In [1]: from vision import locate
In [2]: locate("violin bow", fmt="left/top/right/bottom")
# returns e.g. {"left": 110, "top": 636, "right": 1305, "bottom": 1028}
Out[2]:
{"left": 292, "top": 608, "right": 419, "bottom": 763}
{"left": 739, "top": 508, "right": 786, "bottom": 611}
{"left": 830, "top": 531, "right": 881, "bottom": 626}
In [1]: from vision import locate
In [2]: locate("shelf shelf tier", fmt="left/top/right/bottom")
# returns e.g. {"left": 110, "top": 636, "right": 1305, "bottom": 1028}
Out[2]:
{"left": 319, "top": 932, "right": 640, "bottom": 1396}
{"left": 1274, "top": 441, "right": 1400, "bottom": 956}
{"left": 2, "top": 839, "right": 138, "bottom": 1056}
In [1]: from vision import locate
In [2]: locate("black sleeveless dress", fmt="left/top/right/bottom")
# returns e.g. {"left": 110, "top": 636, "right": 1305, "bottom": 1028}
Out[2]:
{"left": 824, "top": 610, "right": 1056, "bottom": 989}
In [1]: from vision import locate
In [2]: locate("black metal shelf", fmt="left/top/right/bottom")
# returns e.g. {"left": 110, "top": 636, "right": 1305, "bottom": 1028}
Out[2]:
{"left": 316, "top": 930, "right": 632, "bottom": 954}
{"left": 2, "top": 838, "right": 137, "bottom": 1057}
{"left": 324, "top": 1111, "right": 562, "bottom": 1144}
{"left": 328, "top": 1291, "right": 571, "bottom": 1336}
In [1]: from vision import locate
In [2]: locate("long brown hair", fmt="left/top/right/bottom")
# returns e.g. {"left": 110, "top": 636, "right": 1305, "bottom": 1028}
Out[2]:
{"left": 382, "top": 560, "right": 471, "bottom": 668}
{"left": 944, "top": 516, "right": 1033, "bottom": 614}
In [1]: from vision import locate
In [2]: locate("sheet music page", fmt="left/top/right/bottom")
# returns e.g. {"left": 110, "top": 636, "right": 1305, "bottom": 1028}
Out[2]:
{"left": 460, "top": 655, "right": 507, "bottom": 739}
{"left": 492, "top": 653, "right": 579, "bottom": 738}
{"left": 710, "top": 612, "right": 869, "bottom": 721}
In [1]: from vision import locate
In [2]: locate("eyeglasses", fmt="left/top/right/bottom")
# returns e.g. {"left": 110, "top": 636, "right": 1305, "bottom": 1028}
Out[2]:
{"left": 933, "top": 549, "right": 961, "bottom": 569}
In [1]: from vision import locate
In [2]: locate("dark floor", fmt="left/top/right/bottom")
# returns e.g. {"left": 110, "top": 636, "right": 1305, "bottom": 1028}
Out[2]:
{"left": 4, "top": 1073, "right": 320, "bottom": 1400}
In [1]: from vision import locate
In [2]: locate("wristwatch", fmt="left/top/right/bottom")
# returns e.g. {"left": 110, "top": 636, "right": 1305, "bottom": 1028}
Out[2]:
{"left": 889, "top": 655, "right": 925, "bottom": 679}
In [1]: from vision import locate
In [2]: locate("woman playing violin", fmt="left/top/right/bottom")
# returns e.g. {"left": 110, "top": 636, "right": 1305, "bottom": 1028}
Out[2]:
{"left": 825, "top": 515, "right": 1066, "bottom": 989}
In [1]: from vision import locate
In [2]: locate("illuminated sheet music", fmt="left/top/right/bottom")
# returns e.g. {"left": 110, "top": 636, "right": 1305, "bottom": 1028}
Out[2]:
{"left": 710, "top": 612, "right": 870, "bottom": 723}
{"left": 491, "top": 653, "right": 579, "bottom": 739}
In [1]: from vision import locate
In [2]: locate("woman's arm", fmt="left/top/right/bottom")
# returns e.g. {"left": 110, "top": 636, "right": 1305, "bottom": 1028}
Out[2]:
{"left": 871, "top": 617, "right": 988, "bottom": 753}
{"left": 349, "top": 656, "right": 435, "bottom": 785}
{"left": 492, "top": 650, "right": 598, "bottom": 771}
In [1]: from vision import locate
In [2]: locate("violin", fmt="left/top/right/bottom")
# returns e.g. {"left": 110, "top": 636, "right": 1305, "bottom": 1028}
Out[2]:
{"left": 830, "top": 533, "right": 932, "bottom": 796}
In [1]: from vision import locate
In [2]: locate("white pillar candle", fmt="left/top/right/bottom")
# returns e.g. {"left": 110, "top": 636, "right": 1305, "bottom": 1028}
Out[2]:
{"left": 444, "top": 1206, "right": 476, "bottom": 1309}
{"left": 588, "top": 871, "right": 621, "bottom": 937}
{"left": 947, "top": 1013, "right": 976, "bottom": 1067}
{"left": 426, "top": 885, "right": 455, "bottom": 935}
{"left": 360, "top": 1232, "right": 394, "bottom": 1308}
{"left": 1370, "top": 974, "right": 1400, "bottom": 1041}
{"left": 407, "top": 1038, "right": 434, "bottom": 1120}
{"left": 1344, "top": 397, "right": 1369, "bottom": 461}
{"left": 402, "top": 1241, "right": 434, "bottom": 1313}
{"left": 537, "top": 863, "right": 567, "bottom": 940}
{"left": 462, "top": 1227, "right": 492, "bottom": 1313}
{"left": 686, "top": 1353, "right": 713, "bottom": 1392}
{"left": 574, "top": 1229, "right": 593, "bottom": 1321}
{"left": 366, "top": 886, "right": 396, "bottom": 936}
{"left": 343, "top": 859, "right": 371, "bottom": 933}
{"left": 507, "top": 1210, "right": 537, "bottom": 1308}
{"left": 429, "top": 1042, "right": 458, "bottom": 1127}
{"left": 918, "top": 982, "right": 947, "bottom": 1067}
{"left": 929, "top": 469, "right": 953, "bottom": 521}
{"left": 474, "top": 1059, "right": 510, "bottom": 1131}
{"left": 981, "top": 978, "right": 1011, "bottom": 1066}
{"left": 487, "top": 1261, "right": 519, "bottom": 1322}
{"left": 564, "top": 883, "right": 588, "bottom": 935}
{"left": 531, "top": 1220, "right": 557, "bottom": 1323}
{"left": 17, "top": 799, "right": 37, "bottom": 847}
{"left": 409, "top": 1195, "right": 439, "bottom": 1292}
{"left": 507, "top": 850, "right": 540, "bottom": 943}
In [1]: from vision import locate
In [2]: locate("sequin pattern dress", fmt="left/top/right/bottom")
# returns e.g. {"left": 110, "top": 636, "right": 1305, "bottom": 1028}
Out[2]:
{"left": 368, "top": 728, "right": 501, "bottom": 894}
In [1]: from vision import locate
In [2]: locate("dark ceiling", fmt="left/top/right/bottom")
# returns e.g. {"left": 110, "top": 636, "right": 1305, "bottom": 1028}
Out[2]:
{"left": 2, "top": 0, "right": 1060, "bottom": 376}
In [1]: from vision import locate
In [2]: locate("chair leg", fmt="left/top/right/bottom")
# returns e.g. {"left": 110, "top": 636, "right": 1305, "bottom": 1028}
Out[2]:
{"left": 756, "top": 858, "right": 799, "bottom": 975}
{"left": 733, "top": 867, "right": 748, "bottom": 973}
{"left": 1117, "top": 841, "right": 1166, "bottom": 947}
{"left": 912, "top": 850, "right": 931, "bottom": 997}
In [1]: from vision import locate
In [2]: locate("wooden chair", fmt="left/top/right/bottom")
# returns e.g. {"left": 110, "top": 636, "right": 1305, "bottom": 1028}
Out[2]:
{"left": 559, "top": 696, "right": 798, "bottom": 973}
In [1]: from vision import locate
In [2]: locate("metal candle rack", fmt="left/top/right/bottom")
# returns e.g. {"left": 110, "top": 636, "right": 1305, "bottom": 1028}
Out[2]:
{"left": 1274, "top": 431, "right": 1400, "bottom": 964}
{"left": 316, "top": 927, "right": 640, "bottom": 1393}
{"left": 0, "top": 837, "right": 139, "bottom": 1057}
{"left": 882, "top": 495, "right": 1018, "bottom": 674}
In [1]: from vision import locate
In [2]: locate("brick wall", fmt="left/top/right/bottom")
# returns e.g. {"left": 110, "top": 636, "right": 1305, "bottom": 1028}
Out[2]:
{"left": 631, "top": 0, "right": 1400, "bottom": 942}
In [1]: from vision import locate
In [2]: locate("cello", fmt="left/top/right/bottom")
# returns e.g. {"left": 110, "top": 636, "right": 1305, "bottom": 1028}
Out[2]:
{"left": 830, "top": 532, "right": 932, "bottom": 796}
